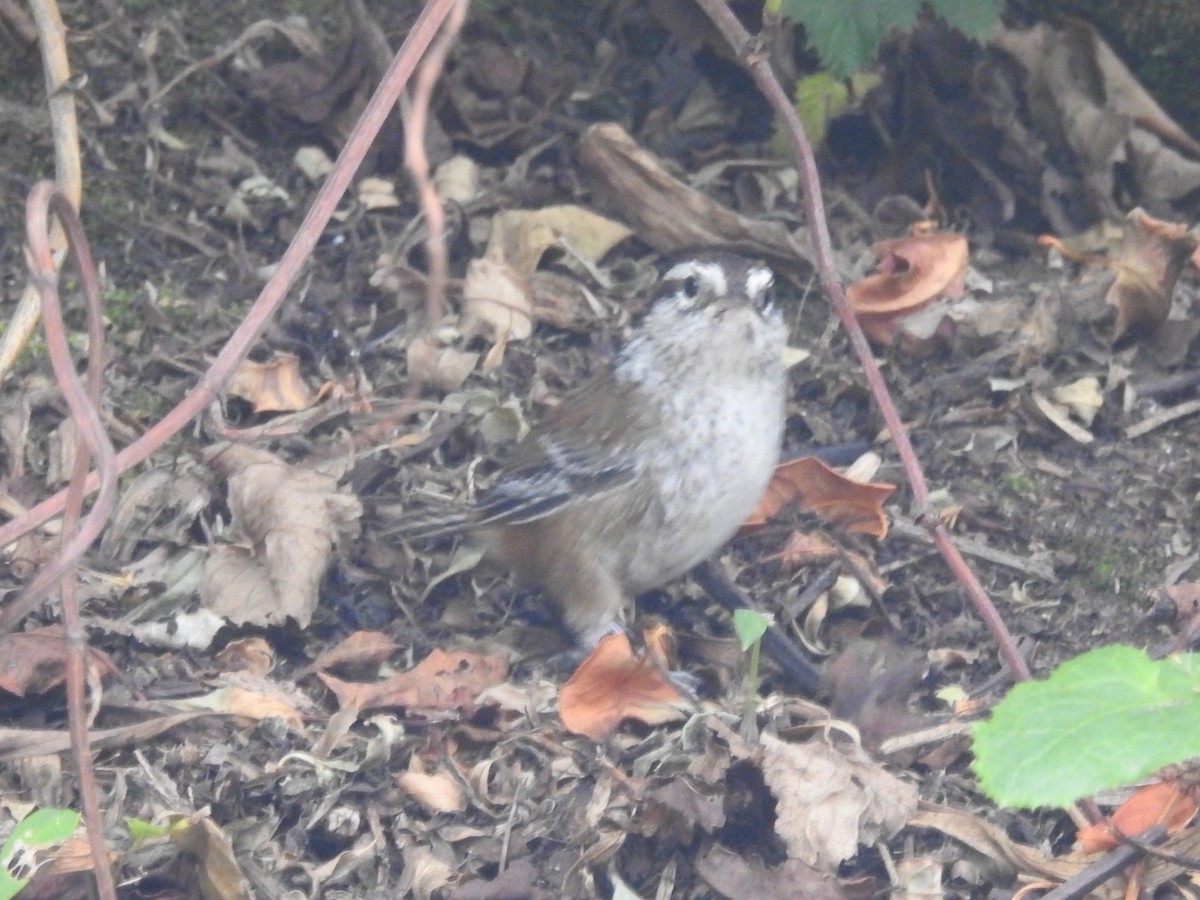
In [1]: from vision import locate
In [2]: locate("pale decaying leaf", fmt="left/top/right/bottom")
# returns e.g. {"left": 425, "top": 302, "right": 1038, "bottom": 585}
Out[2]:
{"left": 460, "top": 257, "right": 533, "bottom": 372}
{"left": 433, "top": 154, "right": 479, "bottom": 204}
{"left": 200, "top": 445, "right": 362, "bottom": 628}
{"left": 1029, "top": 391, "right": 1095, "bottom": 444}
{"left": 459, "top": 203, "right": 633, "bottom": 367}
{"left": 170, "top": 815, "right": 251, "bottom": 900}
{"left": 406, "top": 334, "right": 479, "bottom": 392}
{"left": 357, "top": 176, "right": 400, "bottom": 210}
{"left": 1050, "top": 376, "right": 1103, "bottom": 427}
{"left": 396, "top": 769, "right": 467, "bottom": 814}
{"left": 759, "top": 732, "right": 919, "bottom": 869}
{"left": 486, "top": 205, "right": 632, "bottom": 274}
{"left": 226, "top": 355, "right": 316, "bottom": 413}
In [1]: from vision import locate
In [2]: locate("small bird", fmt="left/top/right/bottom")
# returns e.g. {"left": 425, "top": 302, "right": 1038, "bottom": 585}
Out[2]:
{"left": 411, "top": 250, "right": 788, "bottom": 646}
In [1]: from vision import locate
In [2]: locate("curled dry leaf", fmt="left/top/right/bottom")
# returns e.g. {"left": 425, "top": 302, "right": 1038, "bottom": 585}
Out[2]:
{"left": 396, "top": 770, "right": 467, "bottom": 814}
{"left": 317, "top": 648, "right": 509, "bottom": 715}
{"left": 578, "top": 122, "right": 810, "bottom": 277}
{"left": 1105, "top": 209, "right": 1198, "bottom": 346}
{"left": 214, "top": 637, "right": 275, "bottom": 676}
{"left": 200, "top": 445, "right": 362, "bottom": 628}
{"left": 460, "top": 257, "right": 532, "bottom": 371}
{"left": 558, "top": 633, "right": 688, "bottom": 742}
{"left": 406, "top": 334, "right": 479, "bottom": 392}
{"left": 1050, "top": 376, "right": 1103, "bottom": 427}
{"left": 487, "top": 205, "right": 633, "bottom": 274}
{"left": 1029, "top": 391, "right": 1094, "bottom": 444}
{"left": 846, "top": 232, "right": 969, "bottom": 346}
{"left": 1076, "top": 781, "right": 1198, "bottom": 853}
{"left": 747, "top": 456, "right": 896, "bottom": 538}
{"left": 759, "top": 732, "right": 919, "bottom": 869}
{"left": 169, "top": 815, "right": 251, "bottom": 900}
{"left": 432, "top": 154, "right": 479, "bottom": 204}
{"left": 226, "top": 355, "right": 316, "bottom": 413}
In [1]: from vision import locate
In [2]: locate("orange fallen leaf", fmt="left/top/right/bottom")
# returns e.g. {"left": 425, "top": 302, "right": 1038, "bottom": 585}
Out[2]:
{"left": 1077, "top": 781, "right": 1198, "bottom": 853}
{"left": 0, "top": 626, "right": 118, "bottom": 696}
{"left": 746, "top": 456, "right": 896, "bottom": 538}
{"left": 846, "top": 232, "right": 969, "bottom": 345}
{"left": 318, "top": 648, "right": 509, "bottom": 715}
{"left": 227, "top": 355, "right": 316, "bottom": 412}
{"left": 768, "top": 531, "right": 839, "bottom": 568}
{"left": 558, "top": 633, "right": 687, "bottom": 741}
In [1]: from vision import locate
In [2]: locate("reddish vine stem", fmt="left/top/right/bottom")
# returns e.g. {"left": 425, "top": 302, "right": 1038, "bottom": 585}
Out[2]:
{"left": 404, "top": 0, "right": 468, "bottom": 329}
{"left": 693, "top": 0, "right": 1031, "bottom": 682}
{"left": 0, "top": 0, "right": 461, "bottom": 630}
{"left": 24, "top": 182, "right": 120, "bottom": 899}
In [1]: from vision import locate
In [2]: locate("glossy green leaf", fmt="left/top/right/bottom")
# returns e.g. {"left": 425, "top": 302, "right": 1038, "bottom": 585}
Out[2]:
{"left": 973, "top": 646, "right": 1200, "bottom": 808}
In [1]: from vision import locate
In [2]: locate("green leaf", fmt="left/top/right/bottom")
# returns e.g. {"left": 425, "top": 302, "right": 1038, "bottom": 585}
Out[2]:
{"left": 793, "top": 73, "right": 849, "bottom": 149}
{"left": 127, "top": 818, "right": 170, "bottom": 845}
{"left": 928, "top": 0, "right": 1004, "bottom": 40}
{"left": 972, "top": 646, "right": 1200, "bottom": 808}
{"left": 779, "top": 0, "right": 922, "bottom": 77}
{"left": 0, "top": 808, "right": 81, "bottom": 900}
{"left": 779, "top": 0, "right": 1002, "bottom": 77}
{"left": 733, "top": 608, "right": 771, "bottom": 651}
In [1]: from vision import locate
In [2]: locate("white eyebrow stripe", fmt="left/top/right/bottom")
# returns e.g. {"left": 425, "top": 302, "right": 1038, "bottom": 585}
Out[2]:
{"left": 745, "top": 265, "right": 773, "bottom": 298}
{"left": 664, "top": 260, "right": 727, "bottom": 296}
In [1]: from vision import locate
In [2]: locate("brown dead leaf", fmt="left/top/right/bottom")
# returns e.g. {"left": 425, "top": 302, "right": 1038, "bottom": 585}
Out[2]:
{"left": 170, "top": 814, "right": 251, "bottom": 900}
{"left": 226, "top": 355, "right": 316, "bottom": 412}
{"left": 747, "top": 456, "right": 896, "bottom": 538}
{"left": 1077, "top": 781, "right": 1198, "bottom": 854}
{"left": 443, "top": 36, "right": 571, "bottom": 150}
{"left": 214, "top": 638, "right": 275, "bottom": 676}
{"left": 0, "top": 626, "right": 117, "bottom": 696}
{"left": 846, "top": 232, "right": 969, "bottom": 345}
{"left": 528, "top": 269, "right": 610, "bottom": 331}
{"left": 317, "top": 648, "right": 509, "bottom": 715}
{"left": 558, "top": 633, "right": 688, "bottom": 741}
{"left": 200, "top": 445, "right": 362, "bottom": 628}
{"left": 308, "top": 630, "right": 398, "bottom": 675}
{"left": 995, "top": 20, "right": 1200, "bottom": 231}
{"left": 1105, "top": 208, "right": 1198, "bottom": 346}
{"left": 759, "top": 732, "right": 919, "bottom": 869}
{"left": 578, "top": 122, "right": 811, "bottom": 278}
{"left": 768, "top": 531, "right": 839, "bottom": 568}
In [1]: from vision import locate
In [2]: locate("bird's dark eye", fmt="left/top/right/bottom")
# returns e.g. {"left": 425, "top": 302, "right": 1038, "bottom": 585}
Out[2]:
{"left": 682, "top": 275, "right": 701, "bottom": 299}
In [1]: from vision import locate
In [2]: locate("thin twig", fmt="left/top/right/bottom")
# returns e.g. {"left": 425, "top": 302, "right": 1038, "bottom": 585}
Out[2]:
{"left": 403, "top": 0, "right": 468, "bottom": 329}
{"left": 0, "top": 0, "right": 83, "bottom": 381}
{"left": 691, "top": 0, "right": 1031, "bottom": 681}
